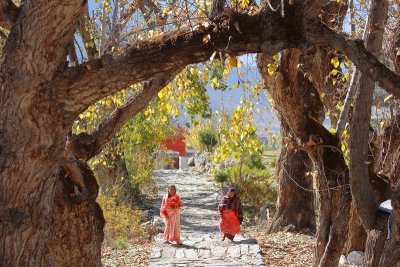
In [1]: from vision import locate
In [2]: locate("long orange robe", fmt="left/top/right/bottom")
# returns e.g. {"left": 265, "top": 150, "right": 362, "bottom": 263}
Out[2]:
{"left": 160, "top": 194, "right": 182, "bottom": 242}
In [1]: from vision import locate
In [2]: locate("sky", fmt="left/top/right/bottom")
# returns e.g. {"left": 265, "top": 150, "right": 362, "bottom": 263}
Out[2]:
{"left": 203, "top": 55, "right": 280, "bottom": 135}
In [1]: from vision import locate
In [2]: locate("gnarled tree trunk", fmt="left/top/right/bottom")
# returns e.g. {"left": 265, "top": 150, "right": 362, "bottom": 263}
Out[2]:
{"left": 258, "top": 48, "right": 351, "bottom": 267}
{"left": 267, "top": 106, "right": 316, "bottom": 234}
{"left": 46, "top": 162, "right": 105, "bottom": 266}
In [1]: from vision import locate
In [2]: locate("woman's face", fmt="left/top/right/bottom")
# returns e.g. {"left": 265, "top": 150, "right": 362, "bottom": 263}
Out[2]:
{"left": 228, "top": 191, "right": 235, "bottom": 198}
{"left": 169, "top": 186, "right": 176, "bottom": 195}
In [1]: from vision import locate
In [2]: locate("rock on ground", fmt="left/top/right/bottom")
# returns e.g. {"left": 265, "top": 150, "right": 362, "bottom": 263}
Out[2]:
{"left": 346, "top": 251, "right": 365, "bottom": 266}
{"left": 193, "top": 152, "right": 212, "bottom": 173}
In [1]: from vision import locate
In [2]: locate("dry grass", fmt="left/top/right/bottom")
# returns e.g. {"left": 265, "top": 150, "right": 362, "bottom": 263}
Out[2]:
{"left": 102, "top": 227, "right": 154, "bottom": 267}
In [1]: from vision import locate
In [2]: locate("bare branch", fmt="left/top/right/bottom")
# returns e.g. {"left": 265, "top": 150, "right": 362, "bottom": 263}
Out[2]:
{"left": 77, "top": 1, "right": 97, "bottom": 60}
{"left": 210, "top": 0, "right": 226, "bottom": 18}
{"left": 0, "top": 0, "right": 20, "bottom": 30}
{"left": 68, "top": 37, "right": 79, "bottom": 66}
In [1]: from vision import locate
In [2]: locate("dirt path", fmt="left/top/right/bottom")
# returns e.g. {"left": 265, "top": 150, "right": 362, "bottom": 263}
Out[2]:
{"left": 149, "top": 169, "right": 265, "bottom": 267}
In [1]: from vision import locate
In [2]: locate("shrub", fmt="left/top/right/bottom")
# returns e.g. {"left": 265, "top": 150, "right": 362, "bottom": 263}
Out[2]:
{"left": 269, "top": 156, "right": 277, "bottom": 168}
{"left": 98, "top": 193, "right": 144, "bottom": 246}
{"left": 198, "top": 130, "right": 218, "bottom": 151}
{"left": 214, "top": 170, "right": 229, "bottom": 184}
{"left": 247, "top": 153, "right": 265, "bottom": 169}
{"left": 185, "top": 120, "right": 218, "bottom": 152}
{"left": 224, "top": 165, "right": 277, "bottom": 215}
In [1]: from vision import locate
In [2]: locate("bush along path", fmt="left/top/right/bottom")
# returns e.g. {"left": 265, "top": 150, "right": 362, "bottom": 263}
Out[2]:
{"left": 149, "top": 169, "right": 265, "bottom": 267}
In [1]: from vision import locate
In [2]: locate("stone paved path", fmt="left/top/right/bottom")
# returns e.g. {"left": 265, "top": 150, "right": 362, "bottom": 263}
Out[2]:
{"left": 149, "top": 169, "right": 265, "bottom": 267}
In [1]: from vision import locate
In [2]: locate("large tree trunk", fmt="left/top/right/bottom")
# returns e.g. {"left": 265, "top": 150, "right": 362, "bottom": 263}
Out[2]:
{"left": 46, "top": 161, "right": 105, "bottom": 266}
{"left": 258, "top": 49, "right": 351, "bottom": 267}
{"left": 0, "top": 2, "right": 84, "bottom": 265}
{"left": 268, "top": 120, "right": 316, "bottom": 233}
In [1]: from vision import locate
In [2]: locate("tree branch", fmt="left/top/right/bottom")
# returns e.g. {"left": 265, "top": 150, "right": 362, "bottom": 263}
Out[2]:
{"left": 77, "top": 1, "right": 97, "bottom": 60}
{"left": 348, "top": 0, "right": 389, "bottom": 231}
{"left": 54, "top": 11, "right": 289, "bottom": 114}
{"left": 69, "top": 69, "right": 181, "bottom": 160}
{"left": 1, "top": 1, "right": 84, "bottom": 89}
{"left": 305, "top": 21, "right": 400, "bottom": 99}
{"left": 301, "top": 0, "right": 331, "bottom": 20}
{"left": 0, "top": 0, "right": 20, "bottom": 30}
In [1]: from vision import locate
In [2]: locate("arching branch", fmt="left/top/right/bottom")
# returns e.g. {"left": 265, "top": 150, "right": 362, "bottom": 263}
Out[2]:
{"left": 53, "top": 11, "right": 289, "bottom": 114}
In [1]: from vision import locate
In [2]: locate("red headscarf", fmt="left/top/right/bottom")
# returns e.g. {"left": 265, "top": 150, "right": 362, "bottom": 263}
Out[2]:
{"left": 160, "top": 193, "right": 181, "bottom": 217}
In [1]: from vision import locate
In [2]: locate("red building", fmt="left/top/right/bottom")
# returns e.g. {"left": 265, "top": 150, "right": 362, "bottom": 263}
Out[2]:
{"left": 164, "top": 126, "right": 188, "bottom": 168}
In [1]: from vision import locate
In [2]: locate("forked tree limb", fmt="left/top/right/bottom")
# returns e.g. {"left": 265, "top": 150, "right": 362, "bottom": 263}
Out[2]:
{"left": 301, "top": 0, "right": 331, "bottom": 20}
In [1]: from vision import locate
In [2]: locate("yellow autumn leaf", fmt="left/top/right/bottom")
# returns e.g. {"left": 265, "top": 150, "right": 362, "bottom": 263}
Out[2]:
{"left": 165, "top": 103, "right": 172, "bottom": 113}
{"left": 228, "top": 54, "right": 238, "bottom": 67}
{"left": 267, "top": 65, "right": 275, "bottom": 76}
{"left": 331, "top": 57, "right": 340, "bottom": 68}
{"left": 88, "top": 106, "right": 96, "bottom": 112}
{"left": 189, "top": 67, "right": 198, "bottom": 75}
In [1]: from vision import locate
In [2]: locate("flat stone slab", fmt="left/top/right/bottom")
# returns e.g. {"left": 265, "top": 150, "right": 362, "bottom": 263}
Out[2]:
{"left": 147, "top": 169, "right": 265, "bottom": 267}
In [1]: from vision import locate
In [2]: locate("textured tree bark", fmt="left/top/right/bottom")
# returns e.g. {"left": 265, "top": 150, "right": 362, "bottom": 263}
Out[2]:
{"left": 258, "top": 49, "right": 350, "bottom": 267}
{"left": 46, "top": 162, "right": 105, "bottom": 267}
{"left": 267, "top": 120, "right": 316, "bottom": 234}
{"left": 0, "top": 1, "right": 84, "bottom": 266}
{"left": 349, "top": 0, "right": 388, "bottom": 232}
{"left": 266, "top": 0, "right": 346, "bottom": 236}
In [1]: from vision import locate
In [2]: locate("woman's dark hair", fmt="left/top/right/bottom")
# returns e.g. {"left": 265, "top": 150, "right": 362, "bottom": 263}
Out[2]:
{"left": 228, "top": 188, "right": 235, "bottom": 193}
{"left": 168, "top": 185, "right": 176, "bottom": 191}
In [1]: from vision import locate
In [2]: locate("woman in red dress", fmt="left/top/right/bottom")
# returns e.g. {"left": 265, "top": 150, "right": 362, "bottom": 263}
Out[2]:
{"left": 160, "top": 185, "right": 183, "bottom": 244}
{"left": 218, "top": 188, "right": 243, "bottom": 241}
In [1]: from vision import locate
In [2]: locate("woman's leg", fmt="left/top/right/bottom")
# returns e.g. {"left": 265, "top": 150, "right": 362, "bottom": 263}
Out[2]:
{"left": 226, "top": 234, "right": 234, "bottom": 241}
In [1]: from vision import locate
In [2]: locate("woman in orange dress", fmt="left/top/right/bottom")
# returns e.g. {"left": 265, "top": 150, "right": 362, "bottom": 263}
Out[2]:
{"left": 160, "top": 185, "right": 183, "bottom": 244}
{"left": 218, "top": 188, "right": 243, "bottom": 241}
